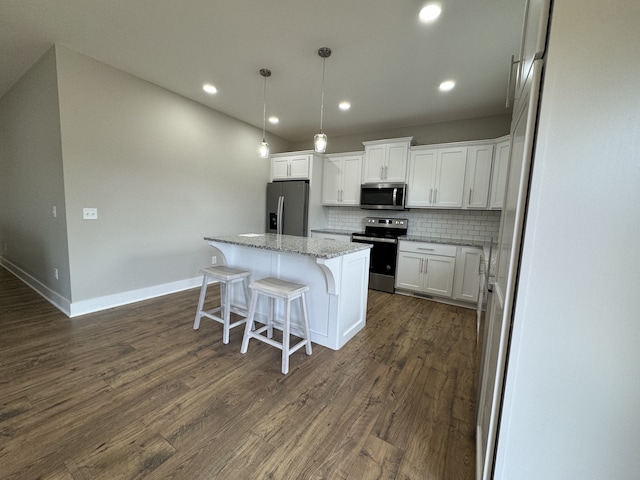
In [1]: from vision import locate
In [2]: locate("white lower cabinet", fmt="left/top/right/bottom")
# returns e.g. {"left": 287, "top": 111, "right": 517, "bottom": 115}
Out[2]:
{"left": 452, "top": 246, "right": 483, "bottom": 303}
{"left": 395, "top": 241, "right": 456, "bottom": 297}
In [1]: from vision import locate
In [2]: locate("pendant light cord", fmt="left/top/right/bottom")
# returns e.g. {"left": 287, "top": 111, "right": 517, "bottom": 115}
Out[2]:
{"left": 262, "top": 75, "right": 267, "bottom": 141}
{"left": 319, "top": 56, "right": 326, "bottom": 132}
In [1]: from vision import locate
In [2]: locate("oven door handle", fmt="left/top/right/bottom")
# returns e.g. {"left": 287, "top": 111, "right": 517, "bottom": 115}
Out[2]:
{"left": 352, "top": 235, "right": 397, "bottom": 244}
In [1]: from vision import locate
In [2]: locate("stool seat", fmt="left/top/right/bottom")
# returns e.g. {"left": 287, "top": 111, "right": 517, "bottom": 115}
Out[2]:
{"left": 241, "top": 276, "right": 312, "bottom": 374}
{"left": 248, "top": 277, "right": 309, "bottom": 298}
{"left": 194, "top": 265, "right": 251, "bottom": 344}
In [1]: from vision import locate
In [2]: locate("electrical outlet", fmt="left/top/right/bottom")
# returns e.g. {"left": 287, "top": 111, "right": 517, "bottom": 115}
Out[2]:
{"left": 211, "top": 255, "right": 217, "bottom": 265}
{"left": 83, "top": 208, "right": 98, "bottom": 220}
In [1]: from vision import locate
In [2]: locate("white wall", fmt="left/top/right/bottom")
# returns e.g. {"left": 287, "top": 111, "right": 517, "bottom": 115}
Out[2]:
{"left": 54, "top": 46, "right": 290, "bottom": 303}
{"left": 289, "top": 113, "right": 511, "bottom": 153}
{"left": 495, "top": 1, "right": 640, "bottom": 478}
{"left": 0, "top": 47, "right": 72, "bottom": 302}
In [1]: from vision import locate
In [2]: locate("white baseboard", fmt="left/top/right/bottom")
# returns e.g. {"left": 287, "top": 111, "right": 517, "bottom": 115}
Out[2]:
{"left": 69, "top": 276, "right": 202, "bottom": 317}
{"left": 1, "top": 257, "right": 201, "bottom": 318}
{"left": 0, "top": 257, "right": 72, "bottom": 315}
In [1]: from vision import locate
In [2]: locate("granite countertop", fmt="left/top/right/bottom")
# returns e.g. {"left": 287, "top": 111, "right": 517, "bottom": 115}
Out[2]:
{"left": 399, "top": 235, "right": 487, "bottom": 248}
{"left": 310, "top": 228, "right": 356, "bottom": 236}
{"left": 205, "top": 233, "right": 372, "bottom": 260}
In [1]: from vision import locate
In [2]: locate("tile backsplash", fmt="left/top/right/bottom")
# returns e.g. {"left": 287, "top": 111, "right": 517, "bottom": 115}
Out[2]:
{"left": 325, "top": 207, "right": 501, "bottom": 243}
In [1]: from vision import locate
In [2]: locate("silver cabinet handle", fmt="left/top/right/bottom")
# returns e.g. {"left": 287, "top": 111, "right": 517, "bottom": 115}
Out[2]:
{"left": 469, "top": 188, "right": 473, "bottom": 204}
{"left": 418, "top": 247, "right": 435, "bottom": 251}
{"left": 424, "top": 258, "right": 428, "bottom": 274}
{"left": 434, "top": 188, "right": 437, "bottom": 204}
{"left": 506, "top": 54, "right": 520, "bottom": 108}
{"left": 429, "top": 188, "right": 433, "bottom": 204}
{"left": 419, "top": 258, "right": 424, "bottom": 273}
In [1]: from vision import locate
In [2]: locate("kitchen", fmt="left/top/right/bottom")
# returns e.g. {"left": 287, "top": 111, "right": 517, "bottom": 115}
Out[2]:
{"left": 1, "top": 1, "right": 639, "bottom": 479}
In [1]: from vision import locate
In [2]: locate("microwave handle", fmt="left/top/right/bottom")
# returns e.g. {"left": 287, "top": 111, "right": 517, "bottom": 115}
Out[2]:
{"left": 392, "top": 187, "right": 397, "bottom": 206}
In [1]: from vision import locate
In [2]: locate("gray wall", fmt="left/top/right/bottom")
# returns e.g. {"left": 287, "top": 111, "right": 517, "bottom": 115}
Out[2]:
{"left": 289, "top": 113, "right": 511, "bottom": 153}
{"left": 495, "top": 1, "right": 640, "bottom": 478}
{"left": 0, "top": 47, "right": 72, "bottom": 301}
{"left": 0, "top": 45, "right": 289, "bottom": 307}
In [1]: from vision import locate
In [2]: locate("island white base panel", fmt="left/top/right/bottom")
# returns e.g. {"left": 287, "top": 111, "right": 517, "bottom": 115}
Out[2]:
{"left": 209, "top": 242, "right": 370, "bottom": 350}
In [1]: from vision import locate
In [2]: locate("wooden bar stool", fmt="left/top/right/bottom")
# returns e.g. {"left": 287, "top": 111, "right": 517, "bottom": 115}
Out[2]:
{"left": 193, "top": 266, "right": 251, "bottom": 344}
{"left": 240, "top": 277, "right": 312, "bottom": 374}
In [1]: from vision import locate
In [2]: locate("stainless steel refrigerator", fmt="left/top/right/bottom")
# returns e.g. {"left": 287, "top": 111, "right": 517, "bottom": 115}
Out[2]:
{"left": 266, "top": 181, "right": 309, "bottom": 236}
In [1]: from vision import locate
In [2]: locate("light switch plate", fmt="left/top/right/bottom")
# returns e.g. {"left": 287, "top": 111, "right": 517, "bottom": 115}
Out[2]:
{"left": 83, "top": 208, "right": 98, "bottom": 220}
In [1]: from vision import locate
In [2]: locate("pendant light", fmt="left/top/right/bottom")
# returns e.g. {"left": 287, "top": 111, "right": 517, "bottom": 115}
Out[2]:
{"left": 258, "top": 68, "right": 271, "bottom": 158}
{"left": 314, "top": 47, "right": 332, "bottom": 153}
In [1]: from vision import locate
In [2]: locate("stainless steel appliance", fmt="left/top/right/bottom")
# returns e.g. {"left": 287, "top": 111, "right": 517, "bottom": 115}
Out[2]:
{"left": 351, "top": 217, "right": 408, "bottom": 293}
{"left": 266, "top": 180, "right": 309, "bottom": 236}
{"left": 360, "top": 183, "right": 406, "bottom": 210}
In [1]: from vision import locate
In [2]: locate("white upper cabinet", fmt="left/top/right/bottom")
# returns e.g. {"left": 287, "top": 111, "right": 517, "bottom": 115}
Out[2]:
{"left": 406, "top": 146, "right": 467, "bottom": 208}
{"left": 490, "top": 139, "right": 511, "bottom": 209}
{"left": 322, "top": 153, "right": 363, "bottom": 206}
{"left": 362, "top": 137, "right": 412, "bottom": 183}
{"left": 271, "top": 152, "right": 312, "bottom": 180}
{"left": 464, "top": 144, "right": 495, "bottom": 209}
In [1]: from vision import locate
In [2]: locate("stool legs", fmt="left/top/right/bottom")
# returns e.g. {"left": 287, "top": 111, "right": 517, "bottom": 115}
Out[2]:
{"left": 240, "top": 290, "right": 259, "bottom": 354}
{"left": 194, "top": 268, "right": 250, "bottom": 345}
{"left": 193, "top": 275, "right": 211, "bottom": 330}
{"left": 241, "top": 282, "right": 312, "bottom": 375}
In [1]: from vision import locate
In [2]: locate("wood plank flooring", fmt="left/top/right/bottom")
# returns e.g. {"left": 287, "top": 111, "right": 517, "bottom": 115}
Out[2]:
{"left": 0, "top": 266, "right": 480, "bottom": 479}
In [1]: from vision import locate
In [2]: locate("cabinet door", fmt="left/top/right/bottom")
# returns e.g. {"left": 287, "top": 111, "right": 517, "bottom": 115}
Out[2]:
{"left": 490, "top": 140, "right": 510, "bottom": 209}
{"left": 453, "top": 247, "right": 482, "bottom": 302}
{"left": 385, "top": 142, "right": 408, "bottom": 182}
{"left": 406, "top": 149, "right": 437, "bottom": 207}
{"left": 341, "top": 155, "right": 363, "bottom": 205}
{"left": 465, "top": 145, "right": 494, "bottom": 209}
{"left": 272, "top": 157, "right": 290, "bottom": 180}
{"left": 363, "top": 145, "right": 385, "bottom": 182}
{"left": 322, "top": 157, "right": 341, "bottom": 205}
{"left": 423, "top": 255, "right": 456, "bottom": 297}
{"left": 434, "top": 147, "right": 467, "bottom": 208}
{"left": 395, "top": 252, "right": 424, "bottom": 292}
{"left": 288, "top": 155, "right": 310, "bottom": 178}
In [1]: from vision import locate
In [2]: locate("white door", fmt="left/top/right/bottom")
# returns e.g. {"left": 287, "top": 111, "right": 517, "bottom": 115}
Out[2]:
{"left": 385, "top": 142, "right": 408, "bottom": 182}
{"left": 477, "top": 59, "right": 545, "bottom": 480}
{"left": 406, "top": 149, "right": 437, "bottom": 207}
{"left": 395, "top": 252, "right": 424, "bottom": 291}
{"left": 341, "top": 155, "right": 363, "bottom": 205}
{"left": 465, "top": 145, "right": 494, "bottom": 209}
{"left": 363, "top": 145, "right": 385, "bottom": 182}
{"left": 322, "top": 157, "right": 341, "bottom": 204}
{"left": 422, "top": 255, "right": 455, "bottom": 297}
{"left": 434, "top": 147, "right": 467, "bottom": 207}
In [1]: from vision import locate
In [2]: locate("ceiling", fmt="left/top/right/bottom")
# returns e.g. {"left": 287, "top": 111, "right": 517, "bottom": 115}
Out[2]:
{"left": 0, "top": 0, "right": 525, "bottom": 143}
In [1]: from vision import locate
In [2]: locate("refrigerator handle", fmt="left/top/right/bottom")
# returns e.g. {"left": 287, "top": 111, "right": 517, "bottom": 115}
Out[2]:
{"left": 277, "top": 195, "right": 284, "bottom": 234}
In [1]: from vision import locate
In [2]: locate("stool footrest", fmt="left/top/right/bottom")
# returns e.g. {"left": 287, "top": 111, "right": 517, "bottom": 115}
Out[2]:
{"left": 246, "top": 328, "right": 309, "bottom": 354}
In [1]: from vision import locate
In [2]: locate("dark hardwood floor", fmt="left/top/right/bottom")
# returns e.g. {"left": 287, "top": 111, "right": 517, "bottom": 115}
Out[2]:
{"left": 0, "top": 266, "right": 479, "bottom": 479}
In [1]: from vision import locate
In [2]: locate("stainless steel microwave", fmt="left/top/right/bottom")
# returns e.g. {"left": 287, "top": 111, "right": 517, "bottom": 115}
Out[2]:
{"left": 360, "top": 183, "right": 406, "bottom": 210}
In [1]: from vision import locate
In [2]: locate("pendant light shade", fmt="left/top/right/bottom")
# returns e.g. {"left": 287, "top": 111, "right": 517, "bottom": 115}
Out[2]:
{"left": 314, "top": 47, "right": 332, "bottom": 153}
{"left": 258, "top": 68, "right": 271, "bottom": 158}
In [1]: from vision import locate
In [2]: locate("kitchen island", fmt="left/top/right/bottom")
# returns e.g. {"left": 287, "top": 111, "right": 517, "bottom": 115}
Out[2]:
{"left": 204, "top": 233, "right": 372, "bottom": 350}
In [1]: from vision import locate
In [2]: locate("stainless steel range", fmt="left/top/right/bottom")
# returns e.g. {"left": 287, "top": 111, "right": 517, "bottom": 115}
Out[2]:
{"left": 351, "top": 217, "right": 408, "bottom": 293}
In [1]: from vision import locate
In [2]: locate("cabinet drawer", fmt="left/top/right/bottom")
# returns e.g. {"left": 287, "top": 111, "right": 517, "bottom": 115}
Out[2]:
{"left": 398, "top": 241, "right": 457, "bottom": 257}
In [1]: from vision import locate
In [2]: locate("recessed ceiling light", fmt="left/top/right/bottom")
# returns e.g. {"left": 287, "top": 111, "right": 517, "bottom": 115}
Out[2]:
{"left": 439, "top": 80, "right": 455, "bottom": 92}
{"left": 268, "top": 116, "right": 279, "bottom": 124}
{"left": 419, "top": 3, "right": 442, "bottom": 23}
{"left": 202, "top": 83, "right": 217, "bottom": 94}
{"left": 339, "top": 101, "right": 351, "bottom": 111}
